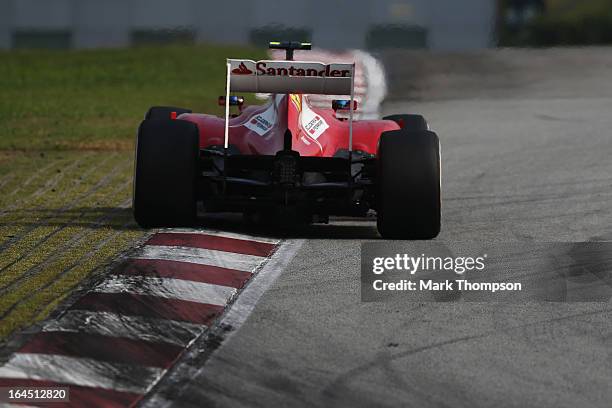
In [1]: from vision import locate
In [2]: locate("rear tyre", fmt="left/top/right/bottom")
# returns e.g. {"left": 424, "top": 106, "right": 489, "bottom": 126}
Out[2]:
{"left": 133, "top": 119, "right": 199, "bottom": 228}
{"left": 383, "top": 114, "right": 428, "bottom": 131}
{"left": 376, "top": 129, "right": 441, "bottom": 239}
{"left": 145, "top": 106, "right": 192, "bottom": 120}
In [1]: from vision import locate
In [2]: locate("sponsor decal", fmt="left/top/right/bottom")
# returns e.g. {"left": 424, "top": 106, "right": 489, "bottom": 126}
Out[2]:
{"left": 300, "top": 100, "right": 329, "bottom": 140}
{"left": 229, "top": 59, "right": 353, "bottom": 94}
{"left": 256, "top": 61, "right": 351, "bottom": 78}
{"left": 244, "top": 104, "right": 277, "bottom": 136}
{"left": 232, "top": 62, "right": 253, "bottom": 75}
{"left": 229, "top": 60, "right": 352, "bottom": 78}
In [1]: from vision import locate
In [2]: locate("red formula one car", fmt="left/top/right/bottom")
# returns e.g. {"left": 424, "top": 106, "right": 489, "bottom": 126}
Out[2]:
{"left": 133, "top": 42, "right": 441, "bottom": 239}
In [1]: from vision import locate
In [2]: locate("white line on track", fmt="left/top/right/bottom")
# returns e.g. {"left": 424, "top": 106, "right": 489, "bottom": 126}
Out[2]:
{"left": 134, "top": 245, "right": 265, "bottom": 272}
{"left": 211, "top": 239, "right": 305, "bottom": 339}
{"left": 0, "top": 353, "right": 163, "bottom": 394}
{"left": 43, "top": 311, "right": 204, "bottom": 347}
{"left": 94, "top": 276, "right": 237, "bottom": 306}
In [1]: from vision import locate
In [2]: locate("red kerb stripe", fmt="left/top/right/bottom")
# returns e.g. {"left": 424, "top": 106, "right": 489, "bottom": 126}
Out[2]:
{"left": 118, "top": 258, "right": 252, "bottom": 288}
{"left": 145, "top": 233, "right": 277, "bottom": 257}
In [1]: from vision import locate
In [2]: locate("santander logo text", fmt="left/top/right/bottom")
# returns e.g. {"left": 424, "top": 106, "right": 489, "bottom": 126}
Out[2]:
{"left": 231, "top": 60, "right": 352, "bottom": 78}
{"left": 256, "top": 62, "right": 351, "bottom": 78}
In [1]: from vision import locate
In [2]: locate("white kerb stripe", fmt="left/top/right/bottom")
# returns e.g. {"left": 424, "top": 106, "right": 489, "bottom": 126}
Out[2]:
{"left": 2, "top": 404, "right": 36, "bottom": 408}
{"left": 94, "top": 276, "right": 237, "bottom": 306}
{"left": 0, "top": 353, "right": 163, "bottom": 394}
{"left": 3, "top": 404, "right": 39, "bottom": 408}
{"left": 43, "top": 310, "right": 204, "bottom": 347}
{"left": 135, "top": 245, "right": 265, "bottom": 272}
{"left": 160, "top": 229, "right": 280, "bottom": 245}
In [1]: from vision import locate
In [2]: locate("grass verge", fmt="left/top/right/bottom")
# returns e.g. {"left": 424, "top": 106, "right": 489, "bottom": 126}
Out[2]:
{"left": 0, "top": 44, "right": 266, "bottom": 150}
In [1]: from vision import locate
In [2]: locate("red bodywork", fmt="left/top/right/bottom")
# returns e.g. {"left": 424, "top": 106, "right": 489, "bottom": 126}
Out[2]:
{"left": 180, "top": 94, "right": 399, "bottom": 156}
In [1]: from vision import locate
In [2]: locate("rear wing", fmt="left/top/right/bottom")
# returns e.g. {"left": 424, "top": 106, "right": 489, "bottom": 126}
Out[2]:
{"left": 228, "top": 59, "right": 354, "bottom": 95}
{"left": 223, "top": 58, "right": 356, "bottom": 152}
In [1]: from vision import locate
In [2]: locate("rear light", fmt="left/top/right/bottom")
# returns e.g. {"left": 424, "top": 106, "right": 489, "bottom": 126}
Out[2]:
{"left": 170, "top": 111, "right": 178, "bottom": 120}
{"left": 274, "top": 153, "right": 298, "bottom": 186}
{"left": 332, "top": 100, "right": 358, "bottom": 111}
{"left": 218, "top": 96, "right": 245, "bottom": 107}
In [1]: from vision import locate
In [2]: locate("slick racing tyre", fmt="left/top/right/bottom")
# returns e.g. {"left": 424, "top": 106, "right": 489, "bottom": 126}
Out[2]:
{"left": 383, "top": 114, "right": 429, "bottom": 131}
{"left": 145, "top": 106, "right": 192, "bottom": 120}
{"left": 133, "top": 119, "right": 199, "bottom": 228}
{"left": 376, "top": 129, "right": 441, "bottom": 240}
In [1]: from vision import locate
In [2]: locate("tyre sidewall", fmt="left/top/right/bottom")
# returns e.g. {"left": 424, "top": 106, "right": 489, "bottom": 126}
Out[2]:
{"left": 133, "top": 119, "right": 199, "bottom": 227}
{"left": 377, "top": 129, "right": 441, "bottom": 239}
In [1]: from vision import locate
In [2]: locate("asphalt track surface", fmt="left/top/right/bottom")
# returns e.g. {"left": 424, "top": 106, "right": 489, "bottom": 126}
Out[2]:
{"left": 149, "top": 48, "right": 612, "bottom": 407}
